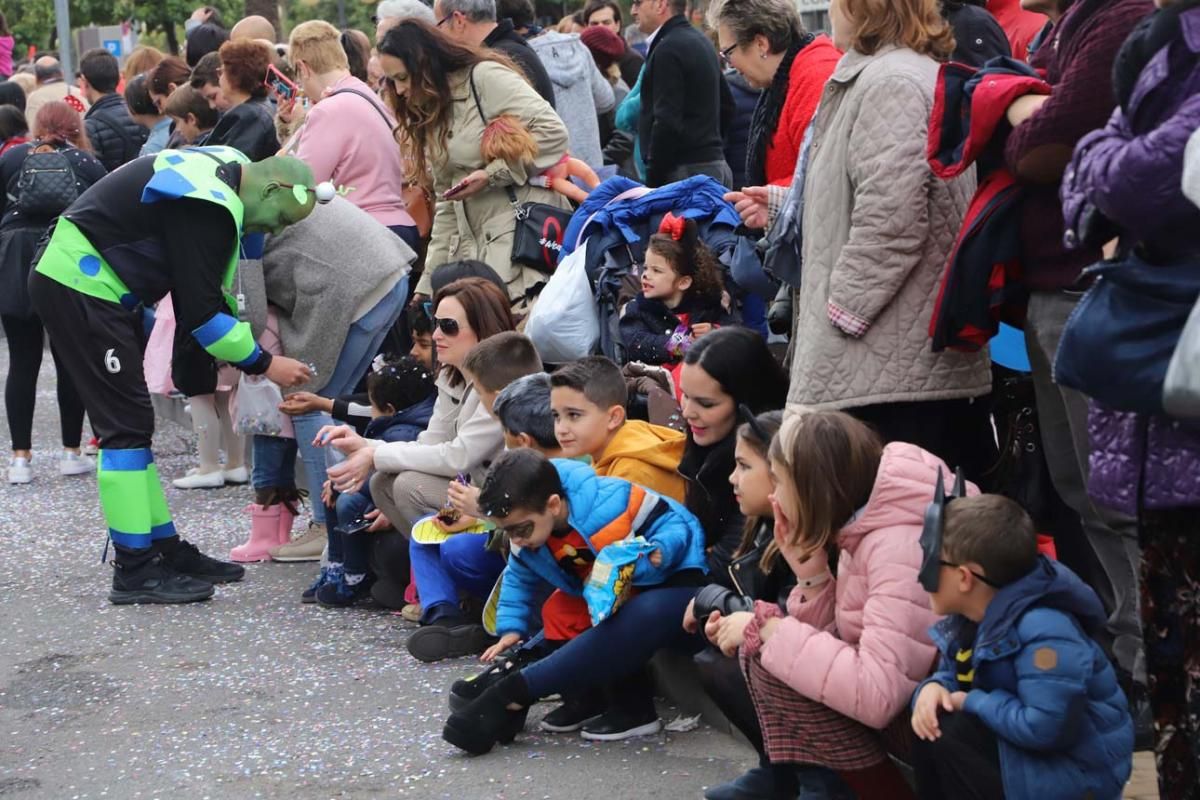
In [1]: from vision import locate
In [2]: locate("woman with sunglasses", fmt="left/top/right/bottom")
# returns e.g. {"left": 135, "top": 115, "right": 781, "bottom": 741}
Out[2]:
{"left": 708, "top": 0, "right": 840, "bottom": 190}
{"left": 321, "top": 277, "right": 513, "bottom": 610}
{"left": 376, "top": 20, "right": 571, "bottom": 309}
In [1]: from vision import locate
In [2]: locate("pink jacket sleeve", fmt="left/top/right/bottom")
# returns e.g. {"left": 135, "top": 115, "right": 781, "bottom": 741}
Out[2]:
{"left": 758, "top": 535, "right": 940, "bottom": 730}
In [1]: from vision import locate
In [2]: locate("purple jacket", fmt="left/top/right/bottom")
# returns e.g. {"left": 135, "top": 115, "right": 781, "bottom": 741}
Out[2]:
{"left": 1070, "top": 5, "right": 1200, "bottom": 515}
{"left": 1061, "top": 5, "right": 1200, "bottom": 258}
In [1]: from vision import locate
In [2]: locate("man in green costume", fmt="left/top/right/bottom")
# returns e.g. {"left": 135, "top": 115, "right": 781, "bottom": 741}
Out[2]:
{"left": 30, "top": 145, "right": 324, "bottom": 605}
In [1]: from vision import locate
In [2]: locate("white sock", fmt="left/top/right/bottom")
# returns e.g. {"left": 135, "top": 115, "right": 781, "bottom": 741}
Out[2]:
{"left": 345, "top": 573, "right": 365, "bottom": 586}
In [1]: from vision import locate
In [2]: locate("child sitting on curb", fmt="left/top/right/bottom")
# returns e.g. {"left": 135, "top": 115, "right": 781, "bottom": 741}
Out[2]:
{"left": 308, "top": 356, "right": 435, "bottom": 607}
{"left": 551, "top": 355, "right": 686, "bottom": 501}
{"left": 911, "top": 495, "right": 1134, "bottom": 800}
{"left": 707, "top": 411, "right": 945, "bottom": 798}
{"left": 442, "top": 448, "right": 708, "bottom": 755}
{"left": 405, "top": 333, "right": 547, "bottom": 663}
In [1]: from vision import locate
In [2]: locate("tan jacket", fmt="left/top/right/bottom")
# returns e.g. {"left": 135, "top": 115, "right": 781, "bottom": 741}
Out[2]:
{"left": 418, "top": 61, "right": 572, "bottom": 301}
{"left": 788, "top": 46, "right": 990, "bottom": 411}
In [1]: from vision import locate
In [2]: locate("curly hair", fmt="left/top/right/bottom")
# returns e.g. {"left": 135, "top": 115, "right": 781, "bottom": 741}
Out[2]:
{"left": 218, "top": 39, "right": 272, "bottom": 99}
{"left": 377, "top": 20, "right": 518, "bottom": 182}
{"left": 646, "top": 217, "right": 725, "bottom": 303}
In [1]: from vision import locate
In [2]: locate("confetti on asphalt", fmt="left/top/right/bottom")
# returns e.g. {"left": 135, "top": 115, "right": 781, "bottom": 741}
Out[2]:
{"left": 0, "top": 353, "right": 754, "bottom": 798}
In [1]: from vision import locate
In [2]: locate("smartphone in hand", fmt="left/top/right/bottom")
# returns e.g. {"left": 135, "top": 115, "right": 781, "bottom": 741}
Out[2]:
{"left": 264, "top": 64, "right": 299, "bottom": 103}
{"left": 442, "top": 177, "right": 472, "bottom": 199}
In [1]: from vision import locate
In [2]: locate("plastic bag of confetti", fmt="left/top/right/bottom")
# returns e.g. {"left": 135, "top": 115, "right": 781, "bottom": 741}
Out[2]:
{"left": 233, "top": 373, "right": 285, "bottom": 436}
{"left": 584, "top": 537, "right": 657, "bottom": 624}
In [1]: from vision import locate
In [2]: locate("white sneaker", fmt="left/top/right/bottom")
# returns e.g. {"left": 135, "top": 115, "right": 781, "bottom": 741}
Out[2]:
{"left": 223, "top": 465, "right": 250, "bottom": 485}
{"left": 172, "top": 469, "right": 226, "bottom": 489}
{"left": 8, "top": 457, "right": 32, "bottom": 484}
{"left": 59, "top": 451, "right": 95, "bottom": 476}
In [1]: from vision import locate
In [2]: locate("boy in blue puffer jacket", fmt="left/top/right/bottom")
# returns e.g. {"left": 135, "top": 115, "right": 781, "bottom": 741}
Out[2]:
{"left": 911, "top": 494, "right": 1134, "bottom": 800}
{"left": 442, "top": 447, "right": 707, "bottom": 755}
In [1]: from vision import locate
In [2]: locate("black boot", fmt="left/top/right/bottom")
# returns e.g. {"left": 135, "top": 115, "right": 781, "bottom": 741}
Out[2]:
{"left": 153, "top": 535, "right": 245, "bottom": 584}
{"left": 443, "top": 672, "right": 531, "bottom": 755}
{"left": 448, "top": 642, "right": 550, "bottom": 712}
{"left": 109, "top": 545, "right": 215, "bottom": 605}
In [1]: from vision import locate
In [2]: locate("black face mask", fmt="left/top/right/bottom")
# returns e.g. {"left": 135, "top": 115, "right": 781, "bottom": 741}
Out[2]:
{"left": 918, "top": 466, "right": 967, "bottom": 593}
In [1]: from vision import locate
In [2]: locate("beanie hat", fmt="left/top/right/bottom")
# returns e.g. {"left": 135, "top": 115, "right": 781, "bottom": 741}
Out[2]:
{"left": 580, "top": 26, "right": 625, "bottom": 74}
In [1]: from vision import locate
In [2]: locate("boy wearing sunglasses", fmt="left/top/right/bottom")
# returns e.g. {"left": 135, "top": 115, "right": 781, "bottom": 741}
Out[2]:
{"left": 442, "top": 447, "right": 707, "bottom": 754}
{"left": 910, "top": 494, "right": 1133, "bottom": 800}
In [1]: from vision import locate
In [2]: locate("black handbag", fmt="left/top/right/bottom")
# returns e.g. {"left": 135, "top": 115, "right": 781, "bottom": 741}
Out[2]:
{"left": 468, "top": 70, "right": 571, "bottom": 276}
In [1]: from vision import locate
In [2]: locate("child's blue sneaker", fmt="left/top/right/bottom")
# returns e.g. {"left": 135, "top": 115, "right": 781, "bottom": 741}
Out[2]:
{"left": 315, "top": 572, "right": 373, "bottom": 608}
{"left": 301, "top": 564, "right": 341, "bottom": 604}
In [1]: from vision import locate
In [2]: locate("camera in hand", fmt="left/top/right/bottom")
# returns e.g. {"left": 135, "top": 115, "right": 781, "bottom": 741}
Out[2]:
{"left": 691, "top": 583, "right": 753, "bottom": 623}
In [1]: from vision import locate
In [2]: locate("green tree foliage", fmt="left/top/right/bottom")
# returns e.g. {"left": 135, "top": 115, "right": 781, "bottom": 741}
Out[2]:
{"left": 6, "top": 0, "right": 243, "bottom": 60}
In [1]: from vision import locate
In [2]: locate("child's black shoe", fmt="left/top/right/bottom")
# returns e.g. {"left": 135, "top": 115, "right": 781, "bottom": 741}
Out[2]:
{"left": 579, "top": 706, "right": 662, "bottom": 741}
{"left": 316, "top": 573, "right": 374, "bottom": 608}
{"left": 407, "top": 621, "right": 496, "bottom": 663}
{"left": 539, "top": 690, "right": 606, "bottom": 733}
{"left": 443, "top": 673, "right": 531, "bottom": 755}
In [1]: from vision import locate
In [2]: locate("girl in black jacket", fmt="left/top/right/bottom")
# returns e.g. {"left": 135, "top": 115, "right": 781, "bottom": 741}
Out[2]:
{"left": 618, "top": 214, "right": 737, "bottom": 369}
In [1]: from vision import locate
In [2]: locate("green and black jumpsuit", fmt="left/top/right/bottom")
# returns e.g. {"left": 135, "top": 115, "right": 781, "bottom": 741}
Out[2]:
{"left": 30, "top": 146, "right": 269, "bottom": 552}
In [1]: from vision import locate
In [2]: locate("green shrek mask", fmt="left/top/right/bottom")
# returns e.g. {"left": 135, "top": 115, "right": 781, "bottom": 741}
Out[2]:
{"left": 239, "top": 156, "right": 333, "bottom": 235}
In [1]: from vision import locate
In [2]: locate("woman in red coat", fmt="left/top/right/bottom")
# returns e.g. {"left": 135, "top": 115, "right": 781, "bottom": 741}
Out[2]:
{"left": 709, "top": 0, "right": 841, "bottom": 188}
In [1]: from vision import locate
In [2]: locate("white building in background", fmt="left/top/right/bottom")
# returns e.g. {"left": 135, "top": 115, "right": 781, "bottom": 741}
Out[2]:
{"left": 797, "top": 0, "right": 832, "bottom": 33}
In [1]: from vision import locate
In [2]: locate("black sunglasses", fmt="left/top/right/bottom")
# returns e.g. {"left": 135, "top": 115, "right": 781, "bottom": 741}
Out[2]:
{"left": 432, "top": 316, "right": 461, "bottom": 337}
{"left": 938, "top": 559, "right": 1002, "bottom": 588}
{"left": 497, "top": 520, "right": 536, "bottom": 542}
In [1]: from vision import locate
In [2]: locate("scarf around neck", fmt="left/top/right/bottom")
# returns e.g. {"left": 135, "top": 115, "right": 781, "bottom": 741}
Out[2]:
{"left": 746, "top": 34, "right": 815, "bottom": 187}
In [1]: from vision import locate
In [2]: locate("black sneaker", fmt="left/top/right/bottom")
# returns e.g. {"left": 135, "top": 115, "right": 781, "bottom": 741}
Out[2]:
{"left": 109, "top": 553, "right": 215, "bottom": 605}
{"left": 154, "top": 536, "right": 245, "bottom": 584}
{"left": 407, "top": 622, "right": 497, "bottom": 663}
{"left": 540, "top": 692, "right": 606, "bottom": 733}
{"left": 579, "top": 707, "right": 662, "bottom": 741}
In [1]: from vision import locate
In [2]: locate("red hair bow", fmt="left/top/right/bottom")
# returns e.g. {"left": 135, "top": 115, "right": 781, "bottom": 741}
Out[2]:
{"left": 659, "top": 212, "right": 687, "bottom": 241}
{"left": 63, "top": 94, "right": 86, "bottom": 114}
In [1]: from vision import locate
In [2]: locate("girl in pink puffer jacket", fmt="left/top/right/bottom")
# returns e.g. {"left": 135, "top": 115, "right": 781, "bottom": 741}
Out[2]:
{"left": 707, "top": 410, "right": 968, "bottom": 797}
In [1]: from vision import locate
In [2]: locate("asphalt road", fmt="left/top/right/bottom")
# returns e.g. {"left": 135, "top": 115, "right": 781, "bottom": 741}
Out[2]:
{"left": 0, "top": 351, "right": 753, "bottom": 800}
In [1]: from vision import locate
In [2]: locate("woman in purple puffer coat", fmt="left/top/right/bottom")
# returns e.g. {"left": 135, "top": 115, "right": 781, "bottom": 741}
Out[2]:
{"left": 1061, "top": 2, "right": 1200, "bottom": 796}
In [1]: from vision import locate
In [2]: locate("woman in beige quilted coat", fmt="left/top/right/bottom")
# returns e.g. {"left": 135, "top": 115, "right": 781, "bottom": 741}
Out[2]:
{"left": 729, "top": 0, "right": 996, "bottom": 484}
{"left": 378, "top": 20, "right": 572, "bottom": 307}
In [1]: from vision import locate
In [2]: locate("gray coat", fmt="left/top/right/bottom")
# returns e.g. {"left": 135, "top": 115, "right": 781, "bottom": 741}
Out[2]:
{"left": 788, "top": 46, "right": 991, "bottom": 412}
{"left": 239, "top": 197, "right": 415, "bottom": 394}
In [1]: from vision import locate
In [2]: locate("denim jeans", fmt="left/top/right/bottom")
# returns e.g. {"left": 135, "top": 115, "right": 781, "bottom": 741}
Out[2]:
{"left": 330, "top": 488, "right": 373, "bottom": 574}
{"left": 255, "top": 277, "right": 409, "bottom": 526}
{"left": 410, "top": 533, "right": 505, "bottom": 623}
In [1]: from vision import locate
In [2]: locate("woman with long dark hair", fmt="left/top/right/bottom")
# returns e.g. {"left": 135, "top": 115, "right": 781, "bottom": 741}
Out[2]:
{"left": 376, "top": 20, "right": 570, "bottom": 307}
{"left": 0, "top": 101, "right": 106, "bottom": 483}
